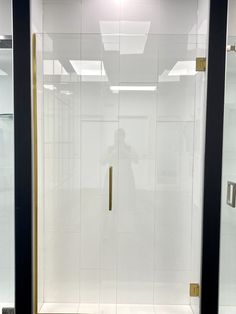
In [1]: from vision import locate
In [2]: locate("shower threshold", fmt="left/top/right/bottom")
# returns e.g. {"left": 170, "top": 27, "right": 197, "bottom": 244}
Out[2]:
{"left": 39, "top": 303, "right": 194, "bottom": 314}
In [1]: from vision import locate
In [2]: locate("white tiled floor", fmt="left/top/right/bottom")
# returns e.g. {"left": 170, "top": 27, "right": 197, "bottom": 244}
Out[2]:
{"left": 39, "top": 303, "right": 194, "bottom": 314}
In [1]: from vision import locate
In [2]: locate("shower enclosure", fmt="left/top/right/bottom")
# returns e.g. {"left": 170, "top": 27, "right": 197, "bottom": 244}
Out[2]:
{"left": 34, "top": 1, "right": 210, "bottom": 313}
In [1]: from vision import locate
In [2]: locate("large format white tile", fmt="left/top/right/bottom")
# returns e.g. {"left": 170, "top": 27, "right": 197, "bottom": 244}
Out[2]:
{"left": 40, "top": 303, "right": 79, "bottom": 313}
{"left": 43, "top": 1, "right": 82, "bottom": 33}
{"left": 79, "top": 270, "right": 100, "bottom": 304}
{"left": 120, "top": 35, "right": 158, "bottom": 83}
{"left": 44, "top": 232, "right": 80, "bottom": 303}
{"left": 120, "top": 0, "right": 160, "bottom": 34}
{"left": 157, "top": 40, "right": 197, "bottom": 121}
{"left": 82, "top": 0, "right": 119, "bottom": 34}
{"left": 159, "top": 0, "right": 197, "bottom": 35}
{"left": 155, "top": 271, "right": 190, "bottom": 305}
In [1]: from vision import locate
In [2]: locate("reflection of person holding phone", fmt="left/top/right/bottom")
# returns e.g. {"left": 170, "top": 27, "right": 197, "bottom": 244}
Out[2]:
{"left": 102, "top": 128, "right": 138, "bottom": 233}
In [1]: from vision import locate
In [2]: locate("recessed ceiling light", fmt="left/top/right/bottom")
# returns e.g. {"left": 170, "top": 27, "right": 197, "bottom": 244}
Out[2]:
{"left": 70, "top": 60, "right": 106, "bottom": 76}
{"left": 60, "top": 90, "right": 72, "bottom": 96}
{"left": 0, "top": 68, "right": 7, "bottom": 76}
{"left": 168, "top": 61, "right": 197, "bottom": 76}
{"left": 100, "top": 21, "right": 150, "bottom": 54}
{"left": 43, "top": 60, "right": 68, "bottom": 75}
{"left": 110, "top": 85, "right": 156, "bottom": 92}
{"left": 44, "top": 84, "right": 56, "bottom": 91}
{"left": 159, "top": 70, "right": 180, "bottom": 82}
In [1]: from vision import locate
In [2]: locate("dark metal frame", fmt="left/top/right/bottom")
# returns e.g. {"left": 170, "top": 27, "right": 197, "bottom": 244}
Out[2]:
{"left": 200, "top": 0, "right": 228, "bottom": 313}
{"left": 11, "top": 0, "right": 229, "bottom": 313}
{"left": 12, "top": 0, "right": 33, "bottom": 314}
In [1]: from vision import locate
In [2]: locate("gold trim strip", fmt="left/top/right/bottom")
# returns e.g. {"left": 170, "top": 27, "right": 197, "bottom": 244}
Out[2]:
{"left": 109, "top": 166, "right": 113, "bottom": 211}
{"left": 32, "top": 33, "right": 38, "bottom": 314}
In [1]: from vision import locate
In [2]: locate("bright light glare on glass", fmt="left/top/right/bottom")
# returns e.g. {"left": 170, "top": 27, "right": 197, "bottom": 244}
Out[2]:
{"left": 0, "top": 68, "right": 7, "bottom": 76}
{"left": 70, "top": 60, "right": 106, "bottom": 76}
{"left": 169, "top": 61, "right": 197, "bottom": 76}
{"left": 44, "top": 84, "right": 56, "bottom": 91}
{"left": 110, "top": 85, "right": 156, "bottom": 92}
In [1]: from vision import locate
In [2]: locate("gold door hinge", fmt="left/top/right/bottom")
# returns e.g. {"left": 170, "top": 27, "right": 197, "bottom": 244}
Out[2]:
{"left": 196, "top": 57, "right": 206, "bottom": 72}
{"left": 190, "top": 283, "right": 200, "bottom": 297}
{"left": 227, "top": 44, "right": 236, "bottom": 52}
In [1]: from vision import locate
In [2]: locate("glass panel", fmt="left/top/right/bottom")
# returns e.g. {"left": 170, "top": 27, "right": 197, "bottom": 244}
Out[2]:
{"left": 219, "top": 33, "right": 236, "bottom": 313}
{"left": 0, "top": 0, "right": 14, "bottom": 311}
{"left": 36, "top": 1, "right": 210, "bottom": 314}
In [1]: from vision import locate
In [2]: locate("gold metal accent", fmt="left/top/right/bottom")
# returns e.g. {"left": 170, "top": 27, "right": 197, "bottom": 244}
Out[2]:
{"left": 109, "top": 166, "right": 113, "bottom": 211}
{"left": 190, "top": 283, "right": 200, "bottom": 297}
{"left": 32, "top": 33, "right": 38, "bottom": 314}
{"left": 196, "top": 57, "right": 206, "bottom": 72}
{"left": 227, "top": 44, "right": 236, "bottom": 52}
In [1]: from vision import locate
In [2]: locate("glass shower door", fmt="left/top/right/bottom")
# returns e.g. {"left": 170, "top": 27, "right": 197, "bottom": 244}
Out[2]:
{"left": 0, "top": 37, "right": 14, "bottom": 312}
{"left": 219, "top": 36, "right": 236, "bottom": 314}
{"left": 36, "top": 0, "right": 209, "bottom": 310}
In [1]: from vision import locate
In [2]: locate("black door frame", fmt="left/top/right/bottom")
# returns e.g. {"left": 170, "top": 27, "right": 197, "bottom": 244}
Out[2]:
{"left": 13, "top": 0, "right": 33, "bottom": 314}
{"left": 200, "top": 0, "right": 228, "bottom": 313}
{"left": 12, "top": 0, "right": 229, "bottom": 314}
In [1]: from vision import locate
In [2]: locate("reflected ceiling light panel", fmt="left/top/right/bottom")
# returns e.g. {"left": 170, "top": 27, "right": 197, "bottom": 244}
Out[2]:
{"left": 99, "top": 21, "right": 150, "bottom": 54}
{"left": 70, "top": 60, "right": 106, "bottom": 76}
{"left": 168, "top": 61, "right": 197, "bottom": 76}
{"left": 0, "top": 68, "right": 7, "bottom": 76}
{"left": 43, "top": 60, "right": 68, "bottom": 75}
{"left": 159, "top": 70, "right": 180, "bottom": 82}
{"left": 60, "top": 90, "right": 72, "bottom": 96}
{"left": 44, "top": 84, "right": 56, "bottom": 91}
{"left": 110, "top": 86, "right": 156, "bottom": 92}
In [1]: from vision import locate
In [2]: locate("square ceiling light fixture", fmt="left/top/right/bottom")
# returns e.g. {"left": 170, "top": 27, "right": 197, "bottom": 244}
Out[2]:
{"left": 0, "top": 68, "right": 7, "bottom": 75}
{"left": 168, "top": 61, "right": 197, "bottom": 76}
{"left": 60, "top": 90, "right": 72, "bottom": 96}
{"left": 110, "top": 85, "right": 156, "bottom": 93}
{"left": 70, "top": 60, "right": 108, "bottom": 82}
{"left": 99, "top": 21, "right": 150, "bottom": 54}
{"left": 159, "top": 70, "right": 180, "bottom": 82}
{"left": 44, "top": 84, "right": 56, "bottom": 91}
{"left": 43, "top": 60, "right": 68, "bottom": 75}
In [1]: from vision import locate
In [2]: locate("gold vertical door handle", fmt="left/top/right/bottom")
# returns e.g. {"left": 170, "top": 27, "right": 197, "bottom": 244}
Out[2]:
{"left": 109, "top": 166, "right": 113, "bottom": 211}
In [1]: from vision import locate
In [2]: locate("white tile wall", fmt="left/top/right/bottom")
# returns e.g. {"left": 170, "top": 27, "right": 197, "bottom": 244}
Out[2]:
{"left": 43, "top": 0, "right": 197, "bottom": 35}
{"left": 38, "top": 0, "right": 209, "bottom": 311}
